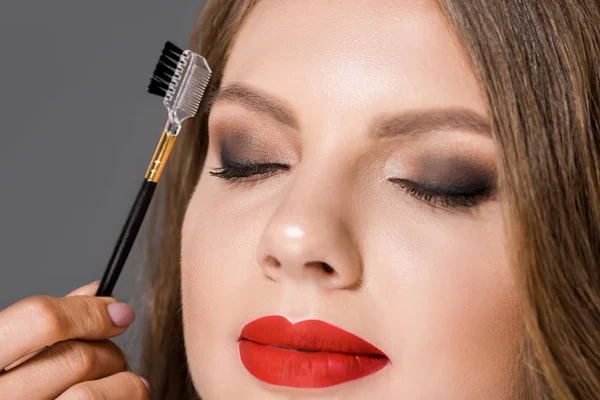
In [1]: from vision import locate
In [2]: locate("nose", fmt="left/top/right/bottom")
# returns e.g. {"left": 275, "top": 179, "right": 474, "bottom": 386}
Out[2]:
{"left": 256, "top": 185, "right": 363, "bottom": 290}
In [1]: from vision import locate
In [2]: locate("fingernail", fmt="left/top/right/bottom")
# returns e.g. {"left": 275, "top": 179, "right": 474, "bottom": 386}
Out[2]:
{"left": 106, "top": 302, "right": 135, "bottom": 327}
{"left": 140, "top": 376, "right": 151, "bottom": 392}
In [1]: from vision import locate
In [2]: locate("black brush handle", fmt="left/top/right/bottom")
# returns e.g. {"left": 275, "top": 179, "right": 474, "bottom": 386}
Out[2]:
{"left": 96, "top": 179, "right": 157, "bottom": 296}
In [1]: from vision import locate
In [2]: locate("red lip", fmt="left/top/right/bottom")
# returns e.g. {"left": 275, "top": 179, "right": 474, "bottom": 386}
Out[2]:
{"left": 238, "top": 315, "right": 389, "bottom": 388}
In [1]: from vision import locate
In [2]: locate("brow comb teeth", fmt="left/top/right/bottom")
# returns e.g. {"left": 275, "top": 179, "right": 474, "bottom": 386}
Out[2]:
{"left": 147, "top": 41, "right": 212, "bottom": 134}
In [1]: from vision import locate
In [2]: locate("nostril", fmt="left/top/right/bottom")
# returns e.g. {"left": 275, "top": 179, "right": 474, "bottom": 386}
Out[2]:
{"left": 305, "top": 261, "right": 335, "bottom": 274}
{"left": 321, "top": 263, "right": 335, "bottom": 274}
{"left": 264, "top": 255, "right": 281, "bottom": 269}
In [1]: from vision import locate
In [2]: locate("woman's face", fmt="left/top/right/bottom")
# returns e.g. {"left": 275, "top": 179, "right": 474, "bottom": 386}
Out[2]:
{"left": 181, "top": 0, "right": 523, "bottom": 398}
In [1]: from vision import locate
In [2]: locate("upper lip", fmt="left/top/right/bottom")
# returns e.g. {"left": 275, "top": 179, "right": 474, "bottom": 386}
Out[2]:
{"left": 239, "top": 315, "right": 388, "bottom": 357}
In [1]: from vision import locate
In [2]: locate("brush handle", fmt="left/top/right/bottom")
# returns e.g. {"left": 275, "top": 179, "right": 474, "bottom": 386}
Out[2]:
{"left": 96, "top": 179, "right": 156, "bottom": 296}
{"left": 95, "top": 131, "right": 176, "bottom": 297}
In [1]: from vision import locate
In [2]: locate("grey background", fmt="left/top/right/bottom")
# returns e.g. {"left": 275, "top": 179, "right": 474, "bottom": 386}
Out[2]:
{"left": 0, "top": 0, "right": 206, "bottom": 368}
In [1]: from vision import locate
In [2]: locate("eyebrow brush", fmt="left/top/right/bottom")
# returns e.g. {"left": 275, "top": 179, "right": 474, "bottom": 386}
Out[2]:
{"left": 96, "top": 42, "right": 212, "bottom": 296}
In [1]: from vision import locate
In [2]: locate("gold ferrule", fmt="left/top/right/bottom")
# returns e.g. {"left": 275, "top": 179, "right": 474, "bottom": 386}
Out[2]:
{"left": 144, "top": 131, "right": 177, "bottom": 182}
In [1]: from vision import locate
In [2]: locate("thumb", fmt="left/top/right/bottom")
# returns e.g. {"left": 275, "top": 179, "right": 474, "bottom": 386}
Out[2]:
{"left": 65, "top": 280, "right": 102, "bottom": 297}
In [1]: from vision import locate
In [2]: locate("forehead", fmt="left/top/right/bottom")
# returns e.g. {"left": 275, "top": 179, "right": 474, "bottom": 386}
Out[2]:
{"left": 221, "top": 0, "right": 486, "bottom": 121}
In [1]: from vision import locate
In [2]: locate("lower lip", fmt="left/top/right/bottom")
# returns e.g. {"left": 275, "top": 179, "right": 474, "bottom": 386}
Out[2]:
{"left": 239, "top": 341, "right": 388, "bottom": 388}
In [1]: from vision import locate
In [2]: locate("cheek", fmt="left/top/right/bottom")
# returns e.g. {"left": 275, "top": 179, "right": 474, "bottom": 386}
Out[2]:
{"left": 370, "top": 206, "right": 522, "bottom": 397}
{"left": 180, "top": 175, "right": 272, "bottom": 395}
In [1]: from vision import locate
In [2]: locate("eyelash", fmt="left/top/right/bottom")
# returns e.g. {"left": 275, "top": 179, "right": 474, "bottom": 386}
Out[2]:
{"left": 209, "top": 162, "right": 290, "bottom": 182}
{"left": 209, "top": 163, "right": 492, "bottom": 209}
{"left": 389, "top": 178, "right": 492, "bottom": 209}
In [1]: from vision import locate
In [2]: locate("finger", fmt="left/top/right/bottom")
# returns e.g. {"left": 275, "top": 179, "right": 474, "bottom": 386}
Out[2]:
{"left": 65, "top": 281, "right": 101, "bottom": 297}
{"left": 2, "top": 281, "right": 105, "bottom": 369}
{"left": 0, "top": 340, "right": 127, "bottom": 400}
{"left": 2, "top": 347, "right": 47, "bottom": 372}
{"left": 0, "top": 295, "right": 134, "bottom": 371}
{"left": 56, "top": 371, "right": 150, "bottom": 400}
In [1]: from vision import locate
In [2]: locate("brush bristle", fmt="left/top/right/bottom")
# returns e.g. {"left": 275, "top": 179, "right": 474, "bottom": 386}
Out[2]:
{"left": 147, "top": 41, "right": 184, "bottom": 98}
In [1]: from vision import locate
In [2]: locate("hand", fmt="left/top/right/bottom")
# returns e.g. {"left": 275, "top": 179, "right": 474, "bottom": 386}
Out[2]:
{"left": 0, "top": 281, "right": 150, "bottom": 399}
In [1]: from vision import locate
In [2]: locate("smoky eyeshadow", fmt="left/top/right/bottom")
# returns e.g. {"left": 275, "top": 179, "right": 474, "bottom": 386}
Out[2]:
{"left": 410, "top": 154, "right": 497, "bottom": 193}
{"left": 219, "top": 133, "right": 275, "bottom": 165}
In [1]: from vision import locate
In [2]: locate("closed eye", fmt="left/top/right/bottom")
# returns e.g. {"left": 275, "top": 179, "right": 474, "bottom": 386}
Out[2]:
{"left": 389, "top": 178, "right": 494, "bottom": 209}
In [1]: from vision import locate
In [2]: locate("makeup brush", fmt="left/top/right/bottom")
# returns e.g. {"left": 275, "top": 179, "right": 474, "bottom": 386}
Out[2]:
{"left": 95, "top": 42, "right": 212, "bottom": 296}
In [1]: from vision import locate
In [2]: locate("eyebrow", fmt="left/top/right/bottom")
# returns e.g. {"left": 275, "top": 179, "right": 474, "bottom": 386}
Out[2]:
{"left": 371, "top": 108, "right": 491, "bottom": 138}
{"left": 209, "top": 83, "right": 300, "bottom": 130}
{"left": 210, "top": 83, "right": 491, "bottom": 137}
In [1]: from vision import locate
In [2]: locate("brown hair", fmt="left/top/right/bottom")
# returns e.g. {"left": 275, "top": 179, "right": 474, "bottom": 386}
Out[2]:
{"left": 139, "top": 1, "right": 600, "bottom": 399}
